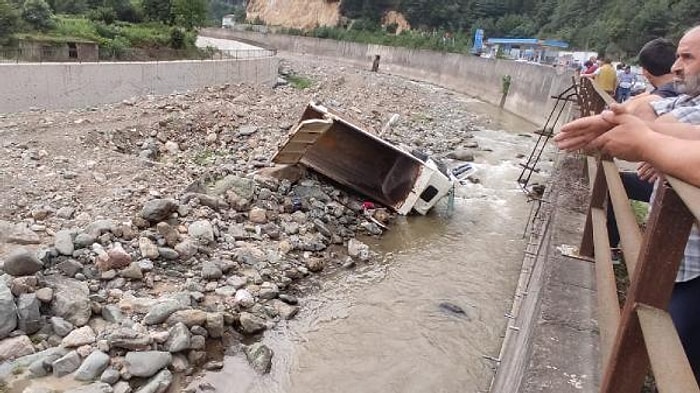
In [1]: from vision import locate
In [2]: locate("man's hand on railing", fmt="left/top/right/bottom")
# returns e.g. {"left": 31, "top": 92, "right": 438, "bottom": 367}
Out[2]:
{"left": 588, "top": 106, "right": 656, "bottom": 161}
{"left": 638, "top": 162, "right": 660, "bottom": 183}
{"left": 554, "top": 108, "right": 620, "bottom": 151}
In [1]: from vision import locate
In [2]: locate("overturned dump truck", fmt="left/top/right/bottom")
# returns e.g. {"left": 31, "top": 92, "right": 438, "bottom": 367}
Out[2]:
{"left": 272, "top": 102, "right": 455, "bottom": 215}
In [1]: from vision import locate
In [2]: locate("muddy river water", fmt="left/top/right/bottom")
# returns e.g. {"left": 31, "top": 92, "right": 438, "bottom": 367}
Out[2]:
{"left": 193, "top": 99, "right": 551, "bottom": 393}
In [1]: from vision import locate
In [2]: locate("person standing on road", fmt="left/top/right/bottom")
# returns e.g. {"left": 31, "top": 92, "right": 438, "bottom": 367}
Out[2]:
{"left": 590, "top": 58, "right": 617, "bottom": 97}
{"left": 616, "top": 66, "right": 636, "bottom": 102}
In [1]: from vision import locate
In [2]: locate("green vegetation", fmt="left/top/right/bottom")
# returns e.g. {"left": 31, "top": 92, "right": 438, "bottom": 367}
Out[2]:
{"left": 631, "top": 200, "right": 649, "bottom": 227}
{"left": 335, "top": 0, "right": 700, "bottom": 59}
{"left": 0, "top": 0, "right": 246, "bottom": 59}
{"left": 286, "top": 73, "right": 312, "bottom": 89}
{"left": 193, "top": 149, "right": 229, "bottom": 166}
{"left": 279, "top": 26, "right": 474, "bottom": 53}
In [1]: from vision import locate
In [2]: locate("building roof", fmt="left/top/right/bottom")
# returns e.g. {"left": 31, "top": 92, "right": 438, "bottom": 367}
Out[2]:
{"left": 486, "top": 38, "right": 569, "bottom": 48}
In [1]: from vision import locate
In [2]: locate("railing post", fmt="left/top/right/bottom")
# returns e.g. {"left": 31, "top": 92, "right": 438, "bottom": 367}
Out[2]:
{"left": 601, "top": 182, "right": 695, "bottom": 393}
{"left": 580, "top": 158, "right": 608, "bottom": 257}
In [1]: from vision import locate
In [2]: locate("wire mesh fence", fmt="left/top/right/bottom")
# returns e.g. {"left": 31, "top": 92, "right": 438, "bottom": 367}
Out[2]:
{"left": 0, "top": 46, "right": 277, "bottom": 63}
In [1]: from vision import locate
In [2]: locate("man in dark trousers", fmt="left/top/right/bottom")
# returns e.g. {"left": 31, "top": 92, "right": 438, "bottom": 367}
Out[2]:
{"left": 371, "top": 55, "right": 380, "bottom": 72}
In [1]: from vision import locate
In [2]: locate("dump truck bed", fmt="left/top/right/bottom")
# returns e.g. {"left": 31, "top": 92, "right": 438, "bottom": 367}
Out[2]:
{"left": 273, "top": 102, "right": 453, "bottom": 215}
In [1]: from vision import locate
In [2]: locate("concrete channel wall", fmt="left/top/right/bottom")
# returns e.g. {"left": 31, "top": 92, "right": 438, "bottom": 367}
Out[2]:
{"left": 0, "top": 57, "right": 279, "bottom": 114}
{"left": 202, "top": 28, "right": 575, "bottom": 126}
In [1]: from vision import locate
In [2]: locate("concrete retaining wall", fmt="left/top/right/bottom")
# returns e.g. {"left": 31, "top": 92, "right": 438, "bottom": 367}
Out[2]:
{"left": 202, "top": 29, "right": 574, "bottom": 125}
{"left": 0, "top": 57, "right": 279, "bottom": 114}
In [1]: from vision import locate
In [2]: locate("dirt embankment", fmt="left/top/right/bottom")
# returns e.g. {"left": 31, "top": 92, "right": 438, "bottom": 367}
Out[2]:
{"left": 246, "top": 0, "right": 341, "bottom": 29}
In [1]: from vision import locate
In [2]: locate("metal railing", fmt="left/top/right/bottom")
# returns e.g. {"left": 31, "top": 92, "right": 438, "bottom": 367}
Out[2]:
{"left": 0, "top": 47, "right": 276, "bottom": 63}
{"left": 576, "top": 76, "right": 700, "bottom": 392}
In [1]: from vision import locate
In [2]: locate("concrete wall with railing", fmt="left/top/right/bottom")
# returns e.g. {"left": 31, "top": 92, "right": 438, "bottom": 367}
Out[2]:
{"left": 0, "top": 56, "right": 279, "bottom": 114}
{"left": 202, "top": 28, "right": 575, "bottom": 126}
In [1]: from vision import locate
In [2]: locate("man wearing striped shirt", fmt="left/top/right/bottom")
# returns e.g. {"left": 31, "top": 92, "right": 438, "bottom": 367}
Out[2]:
{"left": 555, "top": 25, "right": 700, "bottom": 382}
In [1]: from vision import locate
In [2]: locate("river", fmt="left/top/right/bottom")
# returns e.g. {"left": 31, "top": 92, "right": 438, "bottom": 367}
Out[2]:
{"left": 192, "top": 94, "right": 551, "bottom": 393}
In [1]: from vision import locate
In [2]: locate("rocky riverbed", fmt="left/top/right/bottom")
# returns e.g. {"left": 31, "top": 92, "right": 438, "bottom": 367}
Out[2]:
{"left": 0, "top": 57, "right": 516, "bottom": 393}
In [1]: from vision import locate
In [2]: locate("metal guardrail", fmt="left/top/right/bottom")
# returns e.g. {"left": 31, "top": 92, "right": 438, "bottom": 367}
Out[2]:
{"left": 576, "top": 76, "right": 700, "bottom": 393}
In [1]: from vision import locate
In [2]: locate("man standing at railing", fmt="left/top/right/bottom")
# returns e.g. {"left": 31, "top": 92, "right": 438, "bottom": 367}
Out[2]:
{"left": 605, "top": 38, "right": 679, "bottom": 255}
{"left": 554, "top": 25, "right": 700, "bottom": 383}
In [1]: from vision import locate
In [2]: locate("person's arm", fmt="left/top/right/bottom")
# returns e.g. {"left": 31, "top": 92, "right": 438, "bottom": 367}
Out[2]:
{"left": 555, "top": 100, "right": 663, "bottom": 150}
{"left": 590, "top": 114, "right": 700, "bottom": 186}
{"left": 649, "top": 115, "right": 700, "bottom": 139}
{"left": 601, "top": 109, "right": 700, "bottom": 139}
{"left": 624, "top": 94, "right": 660, "bottom": 121}
{"left": 554, "top": 113, "right": 615, "bottom": 150}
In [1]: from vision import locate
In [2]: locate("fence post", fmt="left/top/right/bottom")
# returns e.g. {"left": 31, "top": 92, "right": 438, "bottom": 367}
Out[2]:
{"left": 600, "top": 183, "right": 695, "bottom": 393}
{"left": 580, "top": 158, "right": 608, "bottom": 257}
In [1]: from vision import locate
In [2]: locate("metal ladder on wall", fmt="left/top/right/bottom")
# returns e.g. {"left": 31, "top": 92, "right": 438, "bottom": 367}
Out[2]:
{"left": 520, "top": 79, "right": 580, "bottom": 237}
{"left": 517, "top": 79, "right": 579, "bottom": 191}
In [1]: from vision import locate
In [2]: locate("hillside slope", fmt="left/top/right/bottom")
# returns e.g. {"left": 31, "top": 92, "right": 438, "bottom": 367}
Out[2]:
{"left": 246, "top": 0, "right": 341, "bottom": 29}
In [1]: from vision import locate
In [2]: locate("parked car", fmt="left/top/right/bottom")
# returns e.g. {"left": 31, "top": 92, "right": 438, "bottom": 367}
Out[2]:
{"left": 630, "top": 75, "right": 649, "bottom": 96}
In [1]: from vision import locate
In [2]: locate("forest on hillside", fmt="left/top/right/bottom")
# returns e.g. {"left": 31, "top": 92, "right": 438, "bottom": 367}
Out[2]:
{"left": 2, "top": 0, "right": 698, "bottom": 59}
{"left": 0, "top": 0, "right": 246, "bottom": 59}
{"left": 340, "top": 0, "right": 700, "bottom": 58}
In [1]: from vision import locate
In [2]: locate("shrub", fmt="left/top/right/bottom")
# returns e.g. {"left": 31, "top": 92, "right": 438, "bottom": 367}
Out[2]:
{"left": 0, "top": 0, "right": 19, "bottom": 39}
{"left": 100, "top": 35, "right": 129, "bottom": 58}
{"left": 94, "top": 21, "right": 117, "bottom": 38}
{"left": 22, "top": 0, "right": 55, "bottom": 31}
{"left": 287, "top": 74, "right": 312, "bottom": 89}
{"left": 350, "top": 18, "right": 379, "bottom": 32}
{"left": 87, "top": 6, "right": 116, "bottom": 25}
{"left": 169, "top": 26, "right": 184, "bottom": 49}
{"left": 54, "top": 16, "right": 99, "bottom": 40}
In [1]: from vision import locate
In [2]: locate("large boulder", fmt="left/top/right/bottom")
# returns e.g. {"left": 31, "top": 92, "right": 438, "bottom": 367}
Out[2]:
{"left": 164, "top": 323, "right": 191, "bottom": 353}
{"left": 65, "top": 382, "right": 113, "bottom": 393}
{"left": 0, "top": 281, "right": 17, "bottom": 339}
{"left": 54, "top": 230, "right": 75, "bottom": 256}
{"left": 125, "top": 351, "right": 172, "bottom": 378}
{"left": 136, "top": 369, "right": 173, "bottom": 393}
{"left": 143, "top": 300, "right": 185, "bottom": 326}
{"left": 95, "top": 245, "right": 132, "bottom": 271}
{"left": 0, "top": 335, "right": 34, "bottom": 362}
{"left": 244, "top": 343, "right": 273, "bottom": 374}
{"left": 2, "top": 248, "right": 43, "bottom": 276}
{"left": 17, "top": 293, "right": 41, "bottom": 334}
{"left": 210, "top": 175, "right": 255, "bottom": 200}
{"left": 188, "top": 220, "right": 214, "bottom": 244}
{"left": 45, "top": 276, "right": 91, "bottom": 327}
{"left": 0, "top": 221, "right": 40, "bottom": 245}
{"left": 141, "top": 199, "right": 178, "bottom": 222}
{"left": 107, "top": 327, "right": 152, "bottom": 351}
{"left": 53, "top": 350, "right": 82, "bottom": 377}
{"left": 62, "top": 326, "right": 96, "bottom": 347}
{"left": 239, "top": 312, "right": 266, "bottom": 334}
{"left": 74, "top": 351, "right": 110, "bottom": 381}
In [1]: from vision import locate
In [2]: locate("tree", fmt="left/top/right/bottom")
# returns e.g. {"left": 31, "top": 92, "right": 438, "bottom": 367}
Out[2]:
{"left": 103, "top": 0, "right": 140, "bottom": 22}
{"left": 22, "top": 0, "right": 55, "bottom": 31}
{"left": 172, "top": 0, "right": 206, "bottom": 29}
{"left": 0, "top": 0, "right": 19, "bottom": 38}
{"left": 142, "top": 0, "right": 171, "bottom": 23}
{"left": 87, "top": 5, "right": 116, "bottom": 24}
{"left": 208, "top": 0, "right": 232, "bottom": 22}
{"left": 47, "top": 0, "right": 87, "bottom": 14}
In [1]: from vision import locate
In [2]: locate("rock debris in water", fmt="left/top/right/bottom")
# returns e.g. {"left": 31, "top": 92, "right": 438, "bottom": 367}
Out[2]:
{"left": 0, "top": 57, "right": 489, "bottom": 389}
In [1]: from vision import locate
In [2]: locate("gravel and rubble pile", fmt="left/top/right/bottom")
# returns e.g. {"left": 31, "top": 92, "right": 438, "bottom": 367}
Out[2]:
{"left": 0, "top": 57, "right": 489, "bottom": 392}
